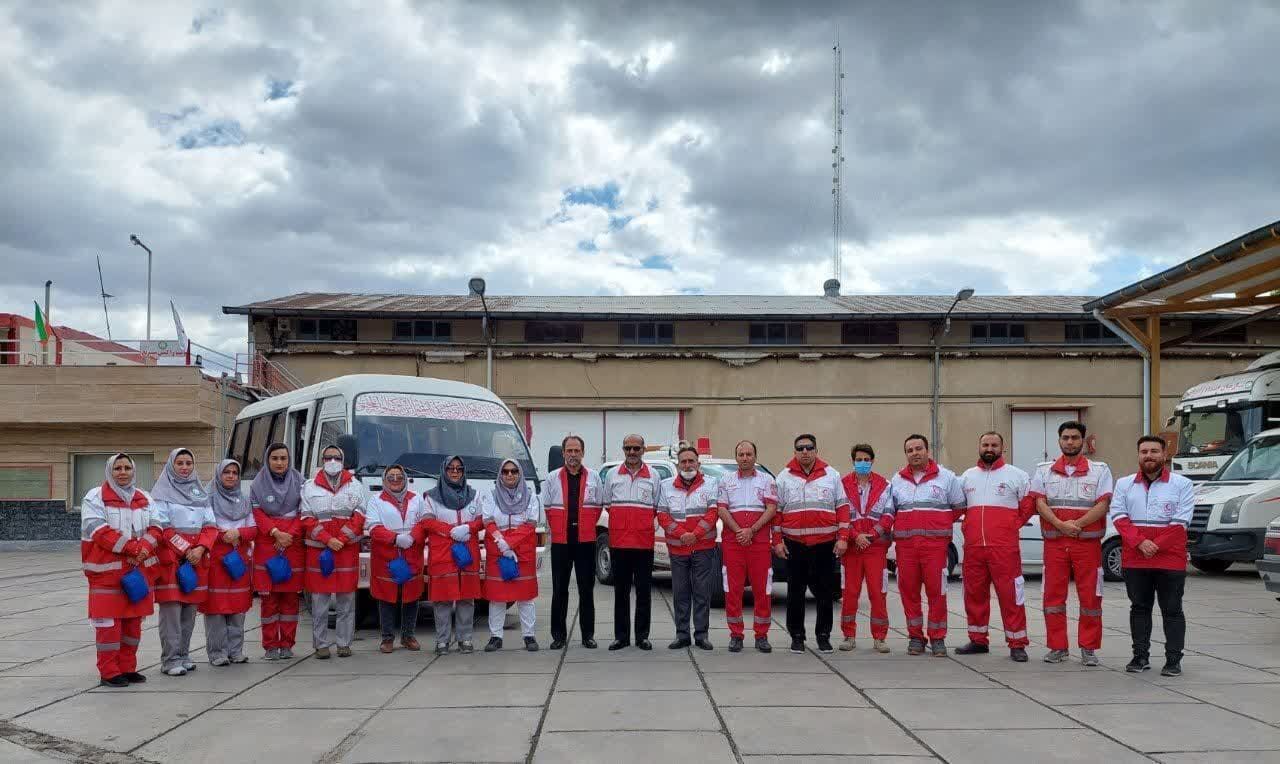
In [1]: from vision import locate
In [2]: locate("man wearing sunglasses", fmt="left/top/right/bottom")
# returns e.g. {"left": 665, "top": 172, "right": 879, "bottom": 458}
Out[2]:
{"left": 774, "top": 434, "right": 850, "bottom": 654}
{"left": 603, "top": 434, "right": 663, "bottom": 650}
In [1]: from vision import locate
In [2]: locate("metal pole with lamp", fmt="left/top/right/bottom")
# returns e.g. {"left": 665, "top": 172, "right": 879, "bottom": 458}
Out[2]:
{"left": 129, "top": 235, "right": 153, "bottom": 340}
{"left": 930, "top": 287, "right": 974, "bottom": 459}
{"left": 469, "top": 277, "right": 494, "bottom": 391}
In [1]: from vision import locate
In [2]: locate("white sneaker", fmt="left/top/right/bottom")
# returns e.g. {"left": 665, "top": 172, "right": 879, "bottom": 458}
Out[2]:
{"left": 164, "top": 666, "right": 187, "bottom": 676}
{"left": 210, "top": 657, "right": 231, "bottom": 667}
{"left": 182, "top": 660, "right": 197, "bottom": 671}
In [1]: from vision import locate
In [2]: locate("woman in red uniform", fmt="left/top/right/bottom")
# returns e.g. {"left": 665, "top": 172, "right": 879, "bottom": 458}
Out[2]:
{"left": 422, "top": 456, "right": 484, "bottom": 654}
{"left": 249, "top": 443, "right": 305, "bottom": 660}
{"left": 80, "top": 453, "right": 161, "bottom": 686}
{"left": 365, "top": 465, "right": 428, "bottom": 653}
{"left": 200, "top": 459, "right": 257, "bottom": 666}
{"left": 482, "top": 459, "right": 541, "bottom": 652}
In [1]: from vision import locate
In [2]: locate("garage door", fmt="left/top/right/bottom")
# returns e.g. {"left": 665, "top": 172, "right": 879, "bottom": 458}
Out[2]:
{"left": 1011, "top": 410, "right": 1081, "bottom": 474}
{"left": 526, "top": 410, "right": 681, "bottom": 472}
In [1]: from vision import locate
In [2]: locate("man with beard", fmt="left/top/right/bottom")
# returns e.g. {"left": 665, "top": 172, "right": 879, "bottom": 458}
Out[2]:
{"left": 1029, "top": 421, "right": 1114, "bottom": 666}
{"left": 955, "top": 432, "right": 1032, "bottom": 662}
{"left": 603, "top": 434, "right": 662, "bottom": 650}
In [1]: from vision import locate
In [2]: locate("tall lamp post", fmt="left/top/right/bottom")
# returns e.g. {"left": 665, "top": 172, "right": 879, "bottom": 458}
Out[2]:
{"left": 930, "top": 287, "right": 975, "bottom": 457}
{"left": 469, "top": 277, "right": 494, "bottom": 391}
{"left": 129, "top": 235, "right": 153, "bottom": 340}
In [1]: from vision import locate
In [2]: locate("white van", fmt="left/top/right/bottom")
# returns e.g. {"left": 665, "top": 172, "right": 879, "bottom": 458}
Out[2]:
{"left": 1187, "top": 427, "right": 1280, "bottom": 574}
{"left": 228, "top": 374, "right": 546, "bottom": 623}
{"left": 1170, "top": 351, "right": 1280, "bottom": 481}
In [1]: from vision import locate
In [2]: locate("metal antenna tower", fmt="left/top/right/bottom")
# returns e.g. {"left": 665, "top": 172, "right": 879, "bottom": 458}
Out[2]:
{"left": 831, "top": 35, "right": 846, "bottom": 282}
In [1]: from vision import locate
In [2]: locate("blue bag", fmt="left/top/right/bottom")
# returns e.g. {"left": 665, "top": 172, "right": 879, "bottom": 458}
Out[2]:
{"left": 176, "top": 561, "right": 199, "bottom": 594}
{"left": 498, "top": 554, "right": 520, "bottom": 582}
{"left": 221, "top": 549, "right": 248, "bottom": 581}
{"left": 120, "top": 566, "right": 150, "bottom": 603}
{"left": 450, "top": 541, "right": 473, "bottom": 569}
{"left": 266, "top": 552, "right": 292, "bottom": 584}
{"left": 318, "top": 548, "right": 335, "bottom": 578}
{"left": 388, "top": 554, "right": 414, "bottom": 586}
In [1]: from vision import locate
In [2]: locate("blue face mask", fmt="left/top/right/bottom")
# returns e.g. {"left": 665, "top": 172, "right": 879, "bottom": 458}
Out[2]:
{"left": 853, "top": 461, "right": 873, "bottom": 476}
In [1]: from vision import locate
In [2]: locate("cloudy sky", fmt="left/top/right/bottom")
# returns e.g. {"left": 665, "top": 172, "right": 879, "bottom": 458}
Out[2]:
{"left": 2, "top": 0, "right": 1277, "bottom": 354}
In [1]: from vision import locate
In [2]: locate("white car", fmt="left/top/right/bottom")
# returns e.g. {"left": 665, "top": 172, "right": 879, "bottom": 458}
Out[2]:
{"left": 1188, "top": 428, "right": 1280, "bottom": 574}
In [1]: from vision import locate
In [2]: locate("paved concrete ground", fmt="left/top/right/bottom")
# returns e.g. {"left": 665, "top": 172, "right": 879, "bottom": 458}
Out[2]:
{"left": 1, "top": 550, "right": 1279, "bottom": 763}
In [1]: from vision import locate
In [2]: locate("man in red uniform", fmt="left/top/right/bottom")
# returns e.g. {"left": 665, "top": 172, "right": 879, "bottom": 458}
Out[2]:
{"left": 955, "top": 432, "right": 1033, "bottom": 662}
{"left": 716, "top": 440, "right": 779, "bottom": 653}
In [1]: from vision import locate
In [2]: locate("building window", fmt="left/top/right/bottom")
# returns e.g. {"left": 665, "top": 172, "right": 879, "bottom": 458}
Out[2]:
{"left": 393, "top": 320, "right": 452, "bottom": 343}
{"left": 1186, "top": 321, "right": 1248, "bottom": 344}
{"left": 525, "top": 321, "right": 584, "bottom": 343}
{"left": 619, "top": 322, "right": 674, "bottom": 345}
{"left": 749, "top": 322, "right": 806, "bottom": 345}
{"left": 296, "top": 318, "right": 357, "bottom": 341}
{"left": 1065, "top": 322, "right": 1123, "bottom": 344}
{"left": 841, "top": 321, "right": 900, "bottom": 345}
{"left": 970, "top": 322, "right": 1026, "bottom": 344}
{"left": 0, "top": 466, "right": 53, "bottom": 499}
{"left": 72, "top": 453, "right": 155, "bottom": 508}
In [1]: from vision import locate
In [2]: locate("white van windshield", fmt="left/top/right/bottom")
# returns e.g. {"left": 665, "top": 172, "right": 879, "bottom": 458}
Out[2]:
{"left": 1215, "top": 435, "right": 1280, "bottom": 481}
{"left": 352, "top": 393, "right": 536, "bottom": 480}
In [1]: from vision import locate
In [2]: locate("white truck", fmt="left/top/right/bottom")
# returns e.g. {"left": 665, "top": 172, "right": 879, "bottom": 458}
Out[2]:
{"left": 1170, "top": 351, "right": 1280, "bottom": 482}
{"left": 1187, "top": 427, "right": 1280, "bottom": 574}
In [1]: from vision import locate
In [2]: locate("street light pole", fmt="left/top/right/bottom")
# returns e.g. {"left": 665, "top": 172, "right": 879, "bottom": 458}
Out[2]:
{"left": 930, "top": 287, "right": 975, "bottom": 458}
{"left": 129, "top": 235, "right": 153, "bottom": 340}
{"left": 469, "top": 277, "right": 493, "bottom": 391}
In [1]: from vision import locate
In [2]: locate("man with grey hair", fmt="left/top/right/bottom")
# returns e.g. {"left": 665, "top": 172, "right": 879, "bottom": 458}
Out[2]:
{"left": 603, "top": 434, "right": 662, "bottom": 650}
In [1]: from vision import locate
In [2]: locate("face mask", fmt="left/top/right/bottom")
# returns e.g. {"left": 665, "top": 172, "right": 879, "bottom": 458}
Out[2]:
{"left": 679, "top": 469, "right": 698, "bottom": 481}
{"left": 323, "top": 460, "right": 343, "bottom": 476}
{"left": 853, "top": 461, "right": 873, "bottom": 476}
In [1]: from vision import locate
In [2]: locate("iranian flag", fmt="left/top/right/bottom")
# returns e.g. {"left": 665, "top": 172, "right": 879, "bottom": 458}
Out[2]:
{"left": 33, "top": 301, "right": 52, "bottom": 344}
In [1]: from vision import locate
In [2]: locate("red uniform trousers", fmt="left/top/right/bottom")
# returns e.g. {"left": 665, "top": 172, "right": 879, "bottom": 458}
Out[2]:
{"left": 722, "top": 543, "right": 772, "bottom": 639}
{"left": 962, "top": 545, "right": 1029, "bottom": 648}
{"left": 896, "top": 538, "right": 950, "bottom": 641}
{"left": 94, "top": 617, "right": 143, "bottom": 679}
{"left": 1043, "top": 538, "right": 1103, "bottom": 650}
{"left": 259, "top": 592, "right": 301, "bottom": 650}
{"left": 840, "top": 546, "right": 889, "bottom": 640}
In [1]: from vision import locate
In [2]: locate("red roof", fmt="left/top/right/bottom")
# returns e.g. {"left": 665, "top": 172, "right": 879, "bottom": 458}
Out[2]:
{"left": 0, "top": 313, "right": 146, "bottom": 363}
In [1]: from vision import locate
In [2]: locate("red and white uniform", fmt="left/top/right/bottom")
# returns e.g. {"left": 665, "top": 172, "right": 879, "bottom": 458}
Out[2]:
{"left": 1110, "top": 469, "right": 1194, "bottom": 571}
{"left": 657, "top": 474, "right": 718, "bottom": 556}
{"left": 838, "top": 472, "right": 894, "bottom": 640}
{"left": 421, "top": 493, "right": 484, "bottom": 602}
{"left": 300, "top": 472, "right": 367, "bottom": 594}
{"left": 890, "top": 461, "right": 966, "bottom": 641}
{"left": 958, "top": 459, "right": 1032, "bottom": 648}
{"left": 716, "top": 469, "right": 778, "bottom": 639}
{"left": 80, "top": 484, "right": 161, "bottom": 679}
{"left": 482, "top": 489, "right": 541, "bottom": 602}
{"left": 603, "top": 464, "right": 661, "bottom": 550}
{"left": 1029, "top": 456, "right": 1114, "bottom": 651}
{"left": 152, "top": 499, "right": 219, "bottom": 605}
{"left": 365, "top": 491, "right": 429, "bottom": 604}
{"left": 543, "top": 466, "right": 603, "bottom": 543}
{"left": 775, "top": 459, "right": 850, "bottom": 546}
{"left": 251, "top": 501, "right": 304, "bottom": 651}
{"left": 200, "top": 511, "right": 257, "bottom": 616}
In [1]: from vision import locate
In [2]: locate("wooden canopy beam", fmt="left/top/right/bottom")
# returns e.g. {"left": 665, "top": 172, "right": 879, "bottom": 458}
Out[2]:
{"left": 1165, "top": 255, "right": 1280, "bottom": 303}
{"left": 1106, "top": 293, "right": 1280, "bottom": 319}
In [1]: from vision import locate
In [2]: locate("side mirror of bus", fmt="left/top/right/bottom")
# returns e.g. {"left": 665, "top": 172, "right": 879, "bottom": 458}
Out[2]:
{"left": 337, "top": 434, "right": 359, "bottom": 470}
{"left": 547, "top": 445, "right": 564, "bottom": 473}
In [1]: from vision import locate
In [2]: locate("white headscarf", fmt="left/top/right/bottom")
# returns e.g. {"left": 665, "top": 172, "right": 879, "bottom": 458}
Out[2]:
{"left": 492, "top": 459, "right": 530, "bottom": 515}
{"left": 149, "top": 448, "right": 210, "bottom": 507}
{"left": 209, "top": 459, "right": 251, "bottom": 522}
{"left": 104, "top": 453, "right": 137, "bottom": 505}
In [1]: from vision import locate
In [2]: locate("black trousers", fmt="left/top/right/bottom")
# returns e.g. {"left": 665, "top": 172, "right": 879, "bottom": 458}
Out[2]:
{"left": 785, "top": 538, "right": 835, "bottom": 641}
{"left": 550, "top": 539, "right": 596, "bottom": 642}
{"left": 377, "top": 598, "right": 420, "bottom": 640}
{"left": 1124, "top": 567, "right": 1186, "bottom": 663}
{"left": 612, "top": 548, "right": 654, "bottom": 642}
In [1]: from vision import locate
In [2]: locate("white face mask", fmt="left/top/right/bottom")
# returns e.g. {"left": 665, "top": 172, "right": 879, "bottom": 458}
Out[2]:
{"left": 322, "top": 460, "right": 343, "bottom": 476}
{"left": 679, "top": 469, "right": 698, "bottom": 481}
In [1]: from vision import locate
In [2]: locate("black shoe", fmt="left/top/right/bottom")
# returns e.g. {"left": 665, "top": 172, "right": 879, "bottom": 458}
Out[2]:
{"left": 790, "top": 637, "right": 805, "bottom": 654}
{"left": 636, "top": 639, "right": 652, "bottom": 651}
{"left": 755, "top": 638, "right": 773, "bottom": 654}
{"left": 955, "top": 641, "right": 990, "bottom": 655}
{"left": 99, "top": 675, "right": 129, "bottom": 688}
{"left": 728, "top": 636, "right": 744, "bottom": 653}
{"left": 816, "top": 637, "right": 834, "bottom": 654}
{"left": 549, "top": 639, "right": 567, "bottom": 650}
{"left": 930, "top": 640, "right": 948, "bottom": 658}
{"left": 1010, "top": 648, "right": 1029, "bottom": 663}
{"left": 124, "top": 672, "right": 147, "bottom": 683}
{"left": 609, "top": 640, "right": 630, "bottom": 651}
{"left": 581, "top": 638, "right": 598, "bottom": 649}
{"left": 484, "top": 637, "right": 503, "bottom": 652}
{"left": 907, "top": 638, "right": 926, "bottom": 655}
{"left": 695, "top": 638, "right": 714, "bottom": 651}
{"left": 668, "top": 638, "right": 691, "bottom": 650}
{"left": 524, "top": 637, "right": 539, "bottom": 652}
{"left": 1125, "top": 656, "right": 1150, "bottom": 673}
{"left": 1160, "top": 662, "right": 1182, "bottom": 677}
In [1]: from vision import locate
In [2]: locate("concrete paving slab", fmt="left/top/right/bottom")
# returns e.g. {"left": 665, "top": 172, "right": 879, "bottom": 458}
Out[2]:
{"left": 562, "top": 645, "right": 689, "bottom": 662}
{"left": 85, "top": 660, "right": 291, "bottom": 694}
{"left": 343, "top": 707, "right": 537, "bottom": 763}
{"left": 222, "top": 672, "right": 412, "bottom": 709}
{"left": 1155, "top": 753, "right": 1280, "bottom": 763}
{"left": 134, "top": 708, "right": 366, "bottom": 764}
{"left": 425, "top": 649, "right": 561, "bottom": 675}
{"left": 0, "top": 675, "right": 93, "bottom": 719}
{"left": 0, "top": 645, "right": 114, "bottom": 676}
{"left": 692, "top": 649, "right": 830, "bottom": 673}
{"left": 1189, "top": 643, "right": 1280, "bottom": 669}
{"left": 832, "top": 658, "right": 1000, "bottom": 689}
{"left": 1145, "top": 655, "right": 1279, "bottom": 685}
{"left": 0, "top": 738, "right": 67, "bottom": 763}
{"left": 16, "top": 690, "right": 231, "bottom": 752}
{"left": 722, "top": 707, "right": 927, "bottom": 756}
{"left": 391, "top": 672, "right": 553, "bottom": 708}
{"left": 918, "top": 729, "right": 1150, "bottom": 764}
{"left": 556, "top": 659, "right": 702, "bottom": 690}
{"left": 0, "top": 640, "right": 93, "bottom": 663}
{"left": 866, "top": 688, "right": 1072, "bottom": 730}
{"left": 546, "top": 689, "right": 718, "bottom": 731}
{"left": 1169, "top": 682, "right": 1280, "bottom": 724}
{"left": 996, "top": 669, "right": 1197, "bottom": 704}
{"left": 273, "top": 650, "right": 429, "bottom": 676}
{"left": 535, "top": 731, "right": 736, "bottom": 763}
{"left": 705, "top": 672, "right": 868, "bottom": 707}
{"left": 742, "top": 758, "right": 937, "bottom": 764}
{"left": 1060, "top": 702, "right": 1280, "bottom": 752}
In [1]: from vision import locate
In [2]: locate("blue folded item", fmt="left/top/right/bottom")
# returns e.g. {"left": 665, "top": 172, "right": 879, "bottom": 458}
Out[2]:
{"left": 450, "top": 541, "right": 473, "bottom": 569}
{"left": 266, "top": 552, "right": 292, "bottom": 584}
{"left": 221, "top": 549, "right": 248, "bottom": 581}
{"left": 318, "top": 548, "right": 335, "bottom": 577}
{"left": 388, "top": 555, "right": 414, "bottom": 586}
{"left": 176, "top": 561, "right": 199, "bottom": 594}
{"left": 121, "top": 566, "right": 150, "bottom": 603}
{"left": 498, "top": 554, "right": 520, "bottom": 582}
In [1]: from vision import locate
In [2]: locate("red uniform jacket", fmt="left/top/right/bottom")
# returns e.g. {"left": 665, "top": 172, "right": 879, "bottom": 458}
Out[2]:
{"left": 421, "top": 495, "right": 484, "bottom": 602}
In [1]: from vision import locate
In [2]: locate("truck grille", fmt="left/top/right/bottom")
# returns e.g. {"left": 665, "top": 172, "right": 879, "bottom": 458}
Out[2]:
{"left": 1189, "top": 505, "right": 1212, "bottom": 533}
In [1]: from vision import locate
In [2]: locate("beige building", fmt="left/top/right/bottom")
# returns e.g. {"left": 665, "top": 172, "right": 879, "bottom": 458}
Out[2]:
{"left": 224, "top": 291, "right": 1280, "bottom": 475}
